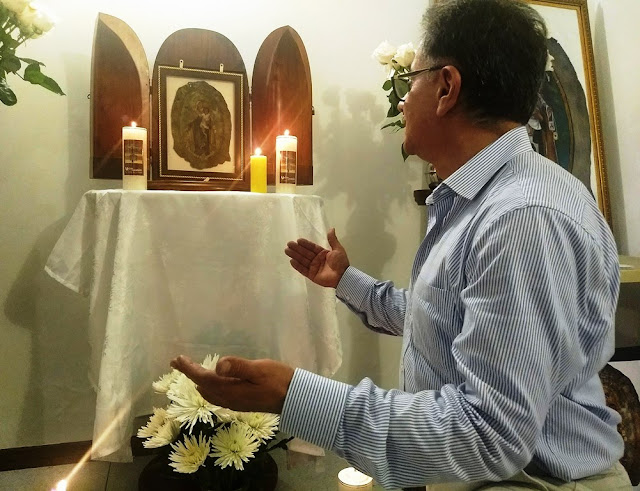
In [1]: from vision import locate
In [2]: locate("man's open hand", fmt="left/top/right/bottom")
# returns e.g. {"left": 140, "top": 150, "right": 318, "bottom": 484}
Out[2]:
{"left": 285, "top": 228, "right": 349, "bottom": 288}
{"left": 170, "top": 355, "right": 294, "bottom": 414}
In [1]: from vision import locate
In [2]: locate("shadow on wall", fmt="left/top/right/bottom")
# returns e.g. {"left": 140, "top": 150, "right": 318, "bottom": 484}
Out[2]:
{"left": 593, "top": 4, "right": 626, "bottom": 250}
{"left": 4, "top": 223, "right": 96, "bottom": 447}
{"left": 311, "top": 86, "right": 418, "bottom": 386}
{"left": 3, "top": 53, "right": 100, "bottom": 448}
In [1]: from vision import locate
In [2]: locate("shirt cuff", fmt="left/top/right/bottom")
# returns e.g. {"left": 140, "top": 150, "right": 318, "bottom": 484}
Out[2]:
{"left": 280, "top": 368, "right": 352, "bottom": 449}
{"left": 336, "top": 266, "right": 377, "bottom": 309}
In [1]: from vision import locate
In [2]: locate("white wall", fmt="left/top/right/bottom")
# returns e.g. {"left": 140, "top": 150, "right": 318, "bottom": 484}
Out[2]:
{"left": 589, "top": 0, "right": 640, "bottom": 401}
{"left": 0, "top": 0, "right": 638, "bottom": 450}
{"left": 0, "top": 0, "right": 425, "bottom": 449}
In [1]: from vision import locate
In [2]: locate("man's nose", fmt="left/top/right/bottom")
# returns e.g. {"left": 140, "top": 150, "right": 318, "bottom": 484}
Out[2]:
{"left": 397, "top": 101, "right": 404, "bottom": 113}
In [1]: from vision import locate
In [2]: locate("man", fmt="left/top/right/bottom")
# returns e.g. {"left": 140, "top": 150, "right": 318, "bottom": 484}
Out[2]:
{"left": 171, "top": 0, "right": 631, "bottom": 488}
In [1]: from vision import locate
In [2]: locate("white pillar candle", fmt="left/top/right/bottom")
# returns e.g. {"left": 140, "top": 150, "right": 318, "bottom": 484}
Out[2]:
{"left": 275, "top": 129, "right": 297, "bottom": 194}
{"left": 338, "top": 467, "right": 373, "bottom": 491}
{"left": 122, "top": 122, "right": 148, "bottom": 190}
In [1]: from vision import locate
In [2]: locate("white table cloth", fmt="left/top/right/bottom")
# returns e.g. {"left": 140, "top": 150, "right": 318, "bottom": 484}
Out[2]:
{"left": 45, "top": 190, "right": 341, "bottom": 461}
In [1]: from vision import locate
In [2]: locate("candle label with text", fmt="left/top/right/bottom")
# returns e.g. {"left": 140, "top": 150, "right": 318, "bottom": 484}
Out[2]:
{"left": 279, "top": 150, "right": 297, "bottom": 184}
{"left": 124, "top": 140, "right": 144, "bottom": 176}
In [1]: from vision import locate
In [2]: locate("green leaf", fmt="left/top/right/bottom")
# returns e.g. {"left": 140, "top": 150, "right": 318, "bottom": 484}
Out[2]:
{"left": 382, "top": 79, "right": 392, "bottom": 91}
{"left": 381, "top": 119, "right": 405, "bottom": 130}
{"left": 386, "top": 90, "right": 402, "bottom": 117}
{"left": 24, "top": 63, "right": 65, "bottom": 95}
{"left": 0, "top": 77, "right": 17, "bottom": 106}
{"left": 0, "top": 54, "right": 21, "bottom": 74}
{"left": 17, "top": 57, "right": 44, "bottom": 66}
{"left": 2, "top": 37, "right": 19, "bottom": 50}
{"left": 24, "top": 63, "right": 44, "bottom": 83}
{"left": 36, "top": 73, "right": 65, "bottom": 95}
{"left": 402, "top": 144, "right": 409, "bottom": 161}
{"left": 0, "top": 28, "right": 10, "bottom": 45}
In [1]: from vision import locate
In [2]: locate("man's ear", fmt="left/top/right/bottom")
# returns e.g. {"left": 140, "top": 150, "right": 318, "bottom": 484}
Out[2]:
{"left": 436, "top": 65, "right": 462, "bottom": 117}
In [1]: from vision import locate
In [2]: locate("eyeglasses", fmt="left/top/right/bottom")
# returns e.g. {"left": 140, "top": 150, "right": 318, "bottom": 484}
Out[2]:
{"left": 391, "top": 66, "right": 445, "bottom": 101}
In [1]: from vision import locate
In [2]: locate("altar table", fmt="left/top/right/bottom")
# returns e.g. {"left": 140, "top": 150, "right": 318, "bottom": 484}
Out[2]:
{"left": 45, "top": 190, "right": 341, "bottom": 461}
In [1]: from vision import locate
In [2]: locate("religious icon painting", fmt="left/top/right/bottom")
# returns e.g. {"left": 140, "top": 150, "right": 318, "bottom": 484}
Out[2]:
{"left": 156, "top": 65, "right": 245, "bottom": 188}
{"left": 525, "top": 0, "right": 611, "bottom": 224}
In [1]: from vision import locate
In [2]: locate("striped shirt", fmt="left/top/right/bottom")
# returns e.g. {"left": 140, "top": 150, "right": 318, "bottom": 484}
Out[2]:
{"left": 280, "top": 126, "right": 623, "bottom": 489}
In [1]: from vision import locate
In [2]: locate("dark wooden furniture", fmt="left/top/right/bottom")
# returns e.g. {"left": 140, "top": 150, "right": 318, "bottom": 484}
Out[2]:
{"left": 90, "top": 14, "right": 313, "bottom": 190}
{"left": 91, "top": 14, "right": 149, "bottom": 179}
{"left": 600, "top": 364, "right": 640, "bottom": 485}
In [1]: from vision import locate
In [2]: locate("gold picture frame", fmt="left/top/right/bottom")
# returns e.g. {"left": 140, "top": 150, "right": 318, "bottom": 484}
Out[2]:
{"left": 154, "top": 65, "right": 246, "bottom": 189}
{"left": 525, "top": 0, "right": 611, "bottom": 224}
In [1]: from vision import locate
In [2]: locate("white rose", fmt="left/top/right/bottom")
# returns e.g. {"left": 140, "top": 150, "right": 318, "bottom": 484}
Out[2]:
{"left": 372, "top": 41, "right": 397, "bottom": 66}
{"left": 2, "top": 0, "right": 30, "bottom": 15}
{"left": 18, "top": 4, "right": 38, "bottom": 32}
{"left": 394, "top": 43, "right": 416, "bottom": 69}
{"left": 32, "top": 7, "right": 54, "bottom": 34}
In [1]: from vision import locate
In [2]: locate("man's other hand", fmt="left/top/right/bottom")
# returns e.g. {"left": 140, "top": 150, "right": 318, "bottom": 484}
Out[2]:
{"left": 170, "top": 355, "right": 294, "bottom": 414}
{"left": 285, "top": 228, "right": 350, "bottom": 288}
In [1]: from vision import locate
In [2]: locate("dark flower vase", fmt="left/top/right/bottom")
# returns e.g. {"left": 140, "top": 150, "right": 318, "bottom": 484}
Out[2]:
{"left": 138, "top": 452, "right": 278, "bottom": 491}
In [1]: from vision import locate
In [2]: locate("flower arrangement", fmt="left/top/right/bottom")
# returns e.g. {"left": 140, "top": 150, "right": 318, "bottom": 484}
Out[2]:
{"left": 137, "top": 354, "right": 291, "bottom": 491}
{"left": 0, "top": 0, "right": 64, "bottom": 106}
{"left": 372, "top": 41, "right": 416, "bottom": 160}
{"left": 372, "top": 41, "right": 416, "bottom": 129}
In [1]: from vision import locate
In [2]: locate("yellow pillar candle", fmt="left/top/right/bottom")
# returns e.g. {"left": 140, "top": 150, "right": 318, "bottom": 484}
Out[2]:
{"left": 275, "top": 129, "right": 297, "bottom": 194}
{"left": 250, "top": 147, "right": 267, "bottom": 193}
{"left": 122, "top": 122, "right": 148, "bottom": 190}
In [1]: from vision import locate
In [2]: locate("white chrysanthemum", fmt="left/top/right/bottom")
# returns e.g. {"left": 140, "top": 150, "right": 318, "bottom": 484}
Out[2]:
{"left": 168, "top": 433, "right": 211, "bottom": 474}
{"left": 166, "top": 373, "right": 217, "bottom": 432}
{"left": 143, "top": 418, "right": 181, "bottom": 448}
{"left": 137, "top": 407, "right": 169, "bottom": 438}
{"left": 210, "top": 423, "right": 260, "bottom": 471}
{"left": 152, "top": 369, "right": 181, "bottom": 394}
{"left": 215, "top": 407, "right": 241, "bottom": 423}
{"left": 235, "top": 412, "right": 279, "bottom": 443}
{"left": 201, "top": 353, "right": 219, "bottom": 370}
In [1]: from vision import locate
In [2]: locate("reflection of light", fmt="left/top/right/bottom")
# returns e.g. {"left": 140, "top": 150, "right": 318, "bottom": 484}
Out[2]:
{"left": 55, "top": 381, "right": 150, "bottom": 489}
{"left": 254, "top": 147, "right": 262, "bottom": 156}
{"left": 284, "top": 129, "right": 290, "bottom": 136}
{"left": 52, "top": 479, "right": 67, "bottom": 491}
{"left": 131, "top": 121, "right": 137, "bottom": 127}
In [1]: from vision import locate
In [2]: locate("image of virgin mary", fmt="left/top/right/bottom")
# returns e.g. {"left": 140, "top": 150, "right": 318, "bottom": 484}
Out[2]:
{"left": 171, "top": 80, "right": 232, "bottom": 170}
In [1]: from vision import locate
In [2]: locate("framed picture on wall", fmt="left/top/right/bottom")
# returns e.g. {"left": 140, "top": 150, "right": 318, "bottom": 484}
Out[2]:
{"left": 155, "top": 65, "right": 245, "bottom": 188}
{"left": 525, "top": 0, "right": 611, "bottom": 224}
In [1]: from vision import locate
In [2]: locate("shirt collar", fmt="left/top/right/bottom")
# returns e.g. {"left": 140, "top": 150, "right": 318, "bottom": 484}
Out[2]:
{"left": 429, "top": 126, "right": 532, "bottom": 203}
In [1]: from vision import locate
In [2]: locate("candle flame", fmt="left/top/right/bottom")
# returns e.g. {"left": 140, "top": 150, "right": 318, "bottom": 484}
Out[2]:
{"left": 53, "top": 479, "right": 67, "bottom": 491}
{"left": 131, "top": 121, "right": 137, "bottom": 127}
{"left": 284, "top": 129, "right": 290, "bottom": 136}
{"left": 254, "top": 147, "right": 262, "bottom": 156}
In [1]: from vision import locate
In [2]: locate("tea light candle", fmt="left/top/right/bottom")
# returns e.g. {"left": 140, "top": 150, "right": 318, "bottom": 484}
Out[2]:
{"left": 122, "top": 122, "right": 148, "bottom": 190}
{"left": 52, "top": 479, "right": 67, "bottom": 491}
{"left": 275, "top": 129, "right": 297, "bottom": 194}
{"left": 250, "top": 147, "right": 267, "bottom": 193}
{"left": 338, "top": 467, "right": 373, "bottom": 490}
